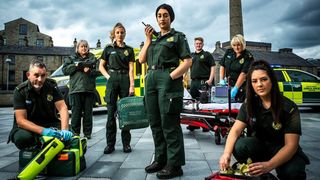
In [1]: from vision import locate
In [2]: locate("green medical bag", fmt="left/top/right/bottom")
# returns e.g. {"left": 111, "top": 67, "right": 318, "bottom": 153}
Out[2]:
{"left": 47, "top": 136, "right": 87, "bottom": 176}
{"left": 117, "top": 96, "right": 149, "bottom": 130}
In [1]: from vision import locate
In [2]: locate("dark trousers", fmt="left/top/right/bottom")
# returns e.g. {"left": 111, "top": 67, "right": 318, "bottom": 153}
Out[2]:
{"left": 70, "top": 92, "right": 94, "bottom": 136}
{"left": 190, "top": 79, "right": 208, "bottom": 99}
{"left": 145, "top": 69, "right": 185, "bottom": 166}
{"left": 105, "top": 72, "right": 131, "bottom": 147}
{"left": 11, "top": 122, "right": 60, "bottom": 150}
{"left": 233, "top": 137, "right": 308, "bottom": 180}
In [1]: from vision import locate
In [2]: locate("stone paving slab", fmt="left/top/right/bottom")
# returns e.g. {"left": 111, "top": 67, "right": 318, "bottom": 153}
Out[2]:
{"left": 0, "top": 107, "right": 319, "bottom": 179}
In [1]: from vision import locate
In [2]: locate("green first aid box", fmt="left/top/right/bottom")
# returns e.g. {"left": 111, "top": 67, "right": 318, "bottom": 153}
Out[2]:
{"left": 117, "top": 96, "right": 149, "bottom": 130}
{"left": 47, "top": 136, "right": 87, "bottom": 176}
{"left": 47, "top": 149, "right": 86, "bottom": 176}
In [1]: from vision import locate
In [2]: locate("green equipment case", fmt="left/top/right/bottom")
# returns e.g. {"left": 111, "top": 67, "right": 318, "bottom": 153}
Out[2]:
{"left": 47, "top": 136, "right": 87, "bottom": 176}
{"left": 117, "top": 96, "right": 149, "bottom": 130}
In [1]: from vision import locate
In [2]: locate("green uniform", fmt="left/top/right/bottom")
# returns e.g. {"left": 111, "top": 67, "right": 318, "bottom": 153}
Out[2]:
{"left": 145, "top": 28, "right": 191, "bottom": 166}
{"left": 235, "top": 97, "right": 309, "bottom": 180}
{"left": 190, "top": 50, "right": 215, "bottom": 99}
{"left": 62, "top": 52, "right": 99, "bottom": 137}
{"left": 219, "top": 48, "right": 253, "bottom": 102}
{"left": 101, "top": 43, "right": 135, "bottom": 147}
{"left": 8, "top": 79, "right": 63, "bottom": 150}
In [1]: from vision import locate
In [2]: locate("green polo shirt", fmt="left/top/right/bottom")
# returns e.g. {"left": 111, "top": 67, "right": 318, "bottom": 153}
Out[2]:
{"left": 13, "top": 79, "right": 63, "bottom": 126}
{"left": 100, "top": 43, "right": 135, "bottom": 70}
{"left": 190, "top": 50, "right": 215, "bottom": 79}
{"left": 237, "top": 96, "right": 301, "bottom": 145}
{"left": 220, "top": 48, "right": 254, "bottom": 86}
{"left": 146, "top": 28, "right": 191, "bottom": 67}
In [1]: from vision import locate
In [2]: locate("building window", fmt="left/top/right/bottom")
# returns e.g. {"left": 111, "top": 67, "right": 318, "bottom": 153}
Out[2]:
{"left": 9, "top": 70, "right": 15, "bottom": 82}
{"left": 36, "top": 39, "right": 44, "bottom": 46}
{"left": 3, "top": 37, "right": 6, "bottom": 45}
{"left": 22, "top": 70, "right": 28, "bottom": 82}
{"left": 18, "top": 38, "right": 25, "bottom": 46}
{"left": 19, "top": 24, "right": 27, "bottom": 35}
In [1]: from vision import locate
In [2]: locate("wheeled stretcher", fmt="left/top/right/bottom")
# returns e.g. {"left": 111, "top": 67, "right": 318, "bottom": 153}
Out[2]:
{"left": 180, "top": 86, "right": 241, "bottom": 145}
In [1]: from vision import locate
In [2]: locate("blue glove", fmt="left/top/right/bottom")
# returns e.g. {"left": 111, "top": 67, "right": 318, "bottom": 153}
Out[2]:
{"left": 219, "top": 79, "right": 226, "bottom": 86}
{"left": 60, "top": 130, "right": 73, "bottom": 141}
{"left": 41, "top": 128, "right": 61, "bottom": 139}
{"left": 231, "top": 86, "right": 239, "bottom": 99}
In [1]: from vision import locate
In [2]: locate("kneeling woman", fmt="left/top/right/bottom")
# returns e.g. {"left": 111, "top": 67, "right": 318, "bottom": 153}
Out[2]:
{"left": 219, "top": 60, "right": 309, "bottom": 180}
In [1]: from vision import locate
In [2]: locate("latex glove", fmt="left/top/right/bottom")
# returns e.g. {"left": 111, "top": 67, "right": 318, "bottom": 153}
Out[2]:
{"left": 231, "top": 86, "right": 239, "bottom": 99}
{"left": 41, "top": 128, "right": 61, "bottom": 139}
{"left": 60, "top": 130, "right": 73, "bottom": 141}
{"left": 219, "top": 79, "right": 226, "bottom": 86}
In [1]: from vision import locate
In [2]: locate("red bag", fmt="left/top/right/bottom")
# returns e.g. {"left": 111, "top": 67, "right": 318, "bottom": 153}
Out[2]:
{"left": 205, "top": 172, "right": 278, "bottom": 180}
{"left": 205, "top": 172, "right": 246, "bottom": 180}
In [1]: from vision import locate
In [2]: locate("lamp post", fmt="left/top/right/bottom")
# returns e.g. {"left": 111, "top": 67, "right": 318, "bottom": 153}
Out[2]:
{"left": 5, "top": 58, "right": 11, "bottom": 90}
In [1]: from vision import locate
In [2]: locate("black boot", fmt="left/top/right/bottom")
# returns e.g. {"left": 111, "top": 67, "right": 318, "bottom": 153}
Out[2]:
{"left": 145, "top": 161, "right": 165, "bottom": 173}
{"left": 156, "top": 165, "right": 183, "bottom": 179}
{"left": 103, "top": 145, "right": 115, "bottom": 154}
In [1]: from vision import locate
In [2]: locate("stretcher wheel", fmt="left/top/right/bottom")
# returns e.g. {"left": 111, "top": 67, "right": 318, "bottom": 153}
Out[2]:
{"left": 215, "top": 131, "right": 221, "bottom": 145}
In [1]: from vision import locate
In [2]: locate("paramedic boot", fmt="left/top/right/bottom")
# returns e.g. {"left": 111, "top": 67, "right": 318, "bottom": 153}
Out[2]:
{"left": 156, "top": 165, "right": 183, "bottom": 179}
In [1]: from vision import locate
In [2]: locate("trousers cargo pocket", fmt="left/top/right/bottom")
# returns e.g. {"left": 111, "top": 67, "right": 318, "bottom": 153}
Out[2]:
{"left": 165, "top": 92, "right": 183, "bottom": 114}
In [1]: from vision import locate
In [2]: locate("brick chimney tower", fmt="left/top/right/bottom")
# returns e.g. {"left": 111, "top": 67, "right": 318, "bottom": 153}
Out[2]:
{"left": 229, "top": 0, "right": 244, "bottom": 40}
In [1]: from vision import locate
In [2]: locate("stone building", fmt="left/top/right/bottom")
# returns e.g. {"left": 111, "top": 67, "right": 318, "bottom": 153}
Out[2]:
{"left": 209, "top": 0, "right": 317, "bottom": 83}
{"left": 212, "top": 41, "right": 317, "bottom": 82}
{"left": 0, "top": 18, "right": 74, "bottom": 90}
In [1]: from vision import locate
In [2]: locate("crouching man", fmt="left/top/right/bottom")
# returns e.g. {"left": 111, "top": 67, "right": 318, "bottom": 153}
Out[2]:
{"left": 8, "top": 60, "right": 73, "bottom": 150}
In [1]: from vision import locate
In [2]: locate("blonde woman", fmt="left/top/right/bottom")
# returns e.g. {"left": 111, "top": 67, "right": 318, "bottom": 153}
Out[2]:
{"left": 219, "top": 34, "right": 254, "bottom": 102}
{"left": 99, "top": 23, "right": 135, "bottom": 154}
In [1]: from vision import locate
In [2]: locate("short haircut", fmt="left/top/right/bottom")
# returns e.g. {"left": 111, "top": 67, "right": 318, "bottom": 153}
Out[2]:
{"left": 194, "top": 37, "right": 204, "bottom": 43}
{"left": 29, "top": 59, "right": 47, "bottom": 71}
{"left": 231, "top": 34, "right": 246, "bottom": 50}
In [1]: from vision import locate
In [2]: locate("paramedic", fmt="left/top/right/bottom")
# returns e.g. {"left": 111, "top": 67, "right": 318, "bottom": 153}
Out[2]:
{"left": 8, "top": 60, "right": 73, "bottom": 150}
{"left": 219, "top": 60, "right": 309, "bottom": 180}
{"left": 219, "top": 34, "right": 254, "bottom": 102}
{"left": 139, "top": 3, "right": 192, "bottom": 179}
{"left": 187, "top": 37, "right": 215, "bottom": 132}
{"left": 99, "top": 22, "right": 135, "bottom": 154}
{"left": 62, "top": 40, "right": 99, "bottom": 139}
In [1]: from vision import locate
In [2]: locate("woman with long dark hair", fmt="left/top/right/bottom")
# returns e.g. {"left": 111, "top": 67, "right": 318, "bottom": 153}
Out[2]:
{"left": 219, "top": 60, "right": 309, "bottom": 179}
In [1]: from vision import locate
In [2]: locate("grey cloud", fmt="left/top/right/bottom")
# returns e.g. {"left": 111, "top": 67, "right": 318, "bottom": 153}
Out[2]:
{"left": 281, "top": 0, "right": 320, "bottom": 27}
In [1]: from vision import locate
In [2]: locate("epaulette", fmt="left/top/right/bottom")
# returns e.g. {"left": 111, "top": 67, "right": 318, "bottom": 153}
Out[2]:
{"left": 226, "top": 48, "right": 233, "bottom": 54}
{"left": 125, "top": 44, "right": 133, "bottom": 49}
{"left": 106, "top": 43, "right": 114, "bottom": 48}
{"left": 45, "top": 78, "right": 58, "bottom": 87}
{"left": 176, "top": 31, "right": 186, "bottom": 38}
{"left": 282, "top": 96, "right": 297, "bottom": 114}
{"left": 15, "top": 81, "right": 28, "bottom": 91}
{"left": 244, "top": 50, "right": 253, "bottom": 58}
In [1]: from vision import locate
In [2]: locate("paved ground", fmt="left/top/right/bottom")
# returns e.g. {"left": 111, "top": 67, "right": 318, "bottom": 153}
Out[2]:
{"left": 0, "top": 107, "right": 319, "bottom": 180}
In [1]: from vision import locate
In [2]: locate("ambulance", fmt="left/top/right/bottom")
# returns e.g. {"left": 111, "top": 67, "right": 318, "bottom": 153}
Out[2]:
{"left": 51, "top": 48, "right": 146, "bottom": 108}
{"left": 274, "top": 68, "right": 320, "bottom": 107}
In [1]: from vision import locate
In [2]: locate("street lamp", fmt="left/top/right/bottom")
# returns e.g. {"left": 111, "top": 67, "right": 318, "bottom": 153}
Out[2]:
{"left": 5, "top": 58, "right": 11, "bottom": 90}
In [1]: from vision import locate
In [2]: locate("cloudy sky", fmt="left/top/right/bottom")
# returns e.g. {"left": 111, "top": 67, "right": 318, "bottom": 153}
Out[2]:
{"left": 1, "top": 0, "right": 320, "bottom": 59}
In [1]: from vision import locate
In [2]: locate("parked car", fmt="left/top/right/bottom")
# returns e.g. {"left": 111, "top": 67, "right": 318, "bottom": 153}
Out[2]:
{"left": 274, "top": 68, "right": 320, "bottom": 107}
